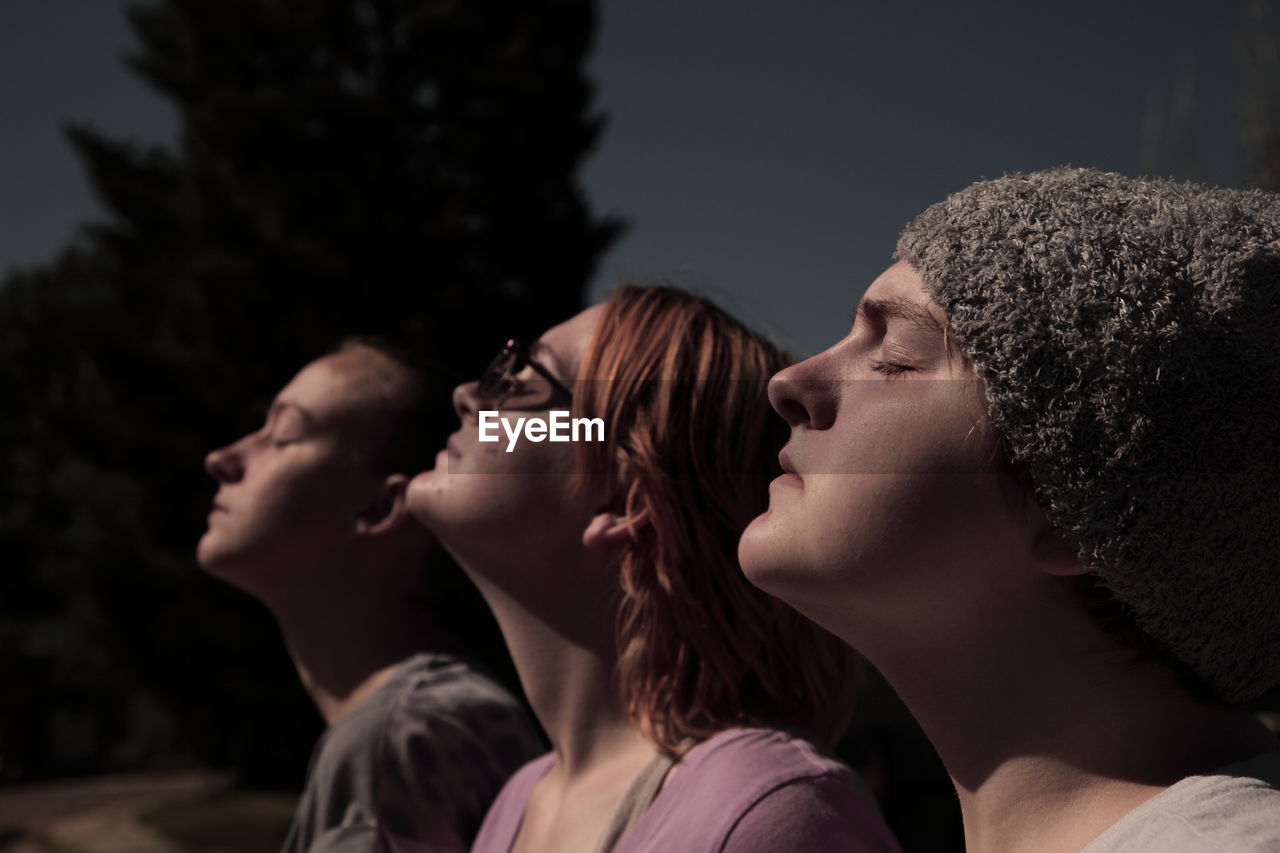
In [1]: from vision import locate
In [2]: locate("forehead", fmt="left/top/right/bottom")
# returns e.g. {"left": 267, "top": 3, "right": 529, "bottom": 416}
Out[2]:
{"left": 538, "top": 303, "right": 604, "bottom": 374}
{"left": 861, "top": 259, "right": 946, "bottom": 323}
{"left": 277, "top": 350, "right": 387, "bottom": 425}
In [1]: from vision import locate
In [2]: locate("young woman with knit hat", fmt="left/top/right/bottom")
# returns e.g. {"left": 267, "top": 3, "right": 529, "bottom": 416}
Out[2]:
{"left": 740, "top": 167, "right": 1280, "bottom": 852}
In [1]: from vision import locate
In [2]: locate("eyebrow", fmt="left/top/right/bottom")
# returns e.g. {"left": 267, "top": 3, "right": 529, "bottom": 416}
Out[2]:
{"left": 268, "top": 400, "right": 320, "bottom": 428}
{"left": 853, "top": 297, "right": 945, "bottom": 333}
{"left": 529, "top": 339, "right": 568, "bottom": 377}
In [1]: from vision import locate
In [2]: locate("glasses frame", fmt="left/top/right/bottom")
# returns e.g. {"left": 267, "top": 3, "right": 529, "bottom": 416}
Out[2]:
{"left": 477, "top": 338, "right": 574, "bottom": 407}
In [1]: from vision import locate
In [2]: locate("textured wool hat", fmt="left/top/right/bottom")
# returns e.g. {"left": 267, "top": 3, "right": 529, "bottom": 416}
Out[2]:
{"left": 896, "top": 167, "right": 1280, "bottom": 703}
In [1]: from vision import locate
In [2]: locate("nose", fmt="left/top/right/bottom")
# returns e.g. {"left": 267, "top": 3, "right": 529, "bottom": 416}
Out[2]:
{"left": 204, "top": 441, "right": 244, "bottom": 484}
{"left": 767, "top": 352, "right": 839, "bottom": 431}
{"left": 452, "top": 380, "right": 482, "bottom": 422}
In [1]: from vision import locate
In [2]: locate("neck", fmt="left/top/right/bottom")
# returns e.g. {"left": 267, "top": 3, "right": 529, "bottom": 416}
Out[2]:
{"left": 267, "top": 557, "right": 452, "bottom": 726}
{"left": 464, "top": 557, "right": 653, "bottom": 779}
{"left": 852, "top": 585, "right": 1277, "bottom": 853}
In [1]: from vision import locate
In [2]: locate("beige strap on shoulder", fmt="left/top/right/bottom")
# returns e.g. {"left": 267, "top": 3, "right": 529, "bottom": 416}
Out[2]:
{"left": 592, "top": 749, "right": 680, "bottom": 853}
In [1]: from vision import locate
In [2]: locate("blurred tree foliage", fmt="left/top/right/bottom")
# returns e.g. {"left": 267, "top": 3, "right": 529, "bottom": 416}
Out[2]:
{"left": 1138, "top": 0, "right": 1280, "bottom": 192}
{"left": 1238, "top": 0, "right": 1280, "bottom": 190}
{"left": 0, "top": 0, "right": 616, "bottom": 785}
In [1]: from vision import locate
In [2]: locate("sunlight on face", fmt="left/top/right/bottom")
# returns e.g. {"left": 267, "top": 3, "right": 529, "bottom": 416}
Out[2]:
{"left": 198, "top": 350, "right": 389, "bottom": 597}
{"left": 405, "top": 305, "right": 605, "bottom": 579}
{"left": 738, "top": 261, "right": 1033, "bottom": 642}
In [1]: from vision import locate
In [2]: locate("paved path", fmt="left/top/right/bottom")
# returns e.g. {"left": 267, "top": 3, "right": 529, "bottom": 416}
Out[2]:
{"left": 0, "top": 771, "right": 228, "bottom": 853}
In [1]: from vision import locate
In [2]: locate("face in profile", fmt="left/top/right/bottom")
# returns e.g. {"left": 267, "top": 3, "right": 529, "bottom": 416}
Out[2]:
{"left": 198, "top": 349, "right": 389, "bottom": 598}
{"left": 738, "top": 261, "right": 1034, "bottom": 638}
{"left": 405, "top": 305, "right": 603, "bottom": 576}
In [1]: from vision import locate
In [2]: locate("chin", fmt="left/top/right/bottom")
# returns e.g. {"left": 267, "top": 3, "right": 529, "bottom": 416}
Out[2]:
{"left": 738, "top": 516, "right": 829, "bottom": 615}
{"left": 195, "top": 533, "right": 222, "bottom": 573}
{"left": 737, "top": 514, "right": 787, "bottom": 593}
{"left": 405, "top": 469, "right": 443, "bottom": 526}
{"left": 196, "top": 542, "right": 238, "bottom": 581}
{"left": 197, "top": 532, "right": 248, "bottom": 578}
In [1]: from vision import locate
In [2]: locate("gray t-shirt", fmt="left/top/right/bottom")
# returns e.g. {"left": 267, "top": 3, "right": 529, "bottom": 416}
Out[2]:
{"left": 282, "top": 653, "right": 544, "bottom": 853}
{"left": 1081, "top": 750, "right": 1280, "bottom": 852}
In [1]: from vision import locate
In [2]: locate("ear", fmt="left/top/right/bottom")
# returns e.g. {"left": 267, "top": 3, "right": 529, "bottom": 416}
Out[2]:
{"left": 1034, "top": 524, "right": 1089, "bottom": 577}
{"left": 355, "top": 473, "right": 414, "bottom": 537}
{"left": 582, "top": 504, "right": 650, "bottom": 550}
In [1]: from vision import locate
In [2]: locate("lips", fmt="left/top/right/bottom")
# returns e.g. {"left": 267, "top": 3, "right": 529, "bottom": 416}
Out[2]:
{"left": 771, "top": 447, "right": 803, "bottom": 491}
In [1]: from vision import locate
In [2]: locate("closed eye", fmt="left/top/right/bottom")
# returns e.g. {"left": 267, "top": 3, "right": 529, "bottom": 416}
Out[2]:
{"left": 868, "top": 359, "right": 916, "bottom": 377}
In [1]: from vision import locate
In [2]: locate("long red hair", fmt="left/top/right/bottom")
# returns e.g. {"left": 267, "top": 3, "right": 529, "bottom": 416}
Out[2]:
{"left": 575, "top": 285, "right": 861, "bottom": 754}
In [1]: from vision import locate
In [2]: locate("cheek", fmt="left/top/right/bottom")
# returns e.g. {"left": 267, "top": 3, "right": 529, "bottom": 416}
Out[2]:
{"left": 214, "top": 455, "right": 361, "bottom": 559}
{"left": 816, "top": 471, "right": 1010, "bottom": 573}
{"left": 831, "top": 380, "right": 996, "bottom": 476}
{"left": 260, "top": 457, "right": 362, "bottom": 527}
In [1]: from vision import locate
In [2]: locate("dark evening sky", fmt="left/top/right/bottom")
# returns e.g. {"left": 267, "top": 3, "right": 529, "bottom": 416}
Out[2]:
{"left": 1, "top": 1, "right": 1254, "bottom": 353}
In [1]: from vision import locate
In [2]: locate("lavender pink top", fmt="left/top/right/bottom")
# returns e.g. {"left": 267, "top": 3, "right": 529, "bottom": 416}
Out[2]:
{"left": 470, "top": 727, "right": 902, "bottom": 853}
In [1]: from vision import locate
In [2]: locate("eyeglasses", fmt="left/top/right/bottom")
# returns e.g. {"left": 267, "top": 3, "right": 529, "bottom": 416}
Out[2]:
{"left": 477, "top": 338, "right": 574, "bottom": 407}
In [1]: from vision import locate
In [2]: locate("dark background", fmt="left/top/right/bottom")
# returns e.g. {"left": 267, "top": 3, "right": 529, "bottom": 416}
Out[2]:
{"left": 1, "top": 0, "right": 614, "bottom": 787}
{"left": 5, "top": 1, "right": 1272, "bottom": 353}
{"left": 2, "top": 2, "right": 1277, "bottom": 851}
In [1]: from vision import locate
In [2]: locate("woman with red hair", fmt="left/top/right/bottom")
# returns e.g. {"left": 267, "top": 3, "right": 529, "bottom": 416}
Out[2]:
{"left": 407, "top": 285, "right": 900, "bottom": 852}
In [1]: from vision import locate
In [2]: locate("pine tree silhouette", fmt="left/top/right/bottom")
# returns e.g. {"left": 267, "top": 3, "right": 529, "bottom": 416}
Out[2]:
{"left": 0, "top": 0, "right": 616, "bottom": 783}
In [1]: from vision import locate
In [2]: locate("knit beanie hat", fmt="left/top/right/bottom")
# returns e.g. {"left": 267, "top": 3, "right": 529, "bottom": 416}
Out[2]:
{"left": 896, "top": 167, "right": 1280, "bottom": 703}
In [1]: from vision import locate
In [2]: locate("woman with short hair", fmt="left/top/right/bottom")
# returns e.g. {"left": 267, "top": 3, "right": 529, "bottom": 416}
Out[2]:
{"left": 200, "top": 339, "right": 544, "bottom": 852}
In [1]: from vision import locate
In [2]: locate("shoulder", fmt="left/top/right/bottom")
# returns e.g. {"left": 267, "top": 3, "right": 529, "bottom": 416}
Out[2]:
{"left": 618, "top": 728, "right": 901, "bottom": 853}
{"left": 670, "top": 728, "right": 852, "bottom": 792}
{"left": 392, "top": 653, "right": 528, "bottom": 718}
{"left": 373, "top": 655, "right": 544, "bottom": 829}
{"left": 308, "top": 655, "right": 544, "bottom": 850}
{"left": 313, "top": 653, "right": 539, "bottom": 776}
{"left": 384, "top": 654, "right": 543, "bottom": 760}
{"left": 1083, "top": 750, "right": 1280, "bottom": 853}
